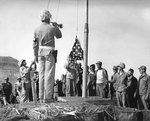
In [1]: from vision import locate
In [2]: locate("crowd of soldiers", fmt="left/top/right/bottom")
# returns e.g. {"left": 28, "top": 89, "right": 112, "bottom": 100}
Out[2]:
{"left": 0, "top": 59, "right": 39, "bottom": 105}
{"left": 0, "top": 59, "right": 149, "bottom": 111}
{"left": 61, "top": 60, "right": 150, "bottom": 110}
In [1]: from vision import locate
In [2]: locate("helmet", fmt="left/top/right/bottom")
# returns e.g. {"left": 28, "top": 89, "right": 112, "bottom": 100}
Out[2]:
{"left": 40, "top": 10, "right": 52, "bottom": 21}
{"left": 117, "top": 62, "right": 125, "bottom": 69}
{"left": 138, "top": 65, "right": 146, "bottom": 71}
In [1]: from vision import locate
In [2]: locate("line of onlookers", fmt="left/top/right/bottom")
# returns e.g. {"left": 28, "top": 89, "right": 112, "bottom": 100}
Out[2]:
{"left": 62, "top": 60, "right": 150, "bottom": 110}
{"left": 0, "top": 59, "right": 149, "bottom": 111}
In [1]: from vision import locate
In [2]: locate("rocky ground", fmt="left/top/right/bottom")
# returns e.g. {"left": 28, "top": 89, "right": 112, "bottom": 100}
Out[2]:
{"left": 0, "top": 97, "right": 115, "bottom": 121}
{"left": 0, "top": 97, "right": 149, "bottom": 121}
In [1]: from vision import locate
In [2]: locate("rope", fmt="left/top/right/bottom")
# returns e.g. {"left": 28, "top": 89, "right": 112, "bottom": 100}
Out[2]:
{"left": 55, "top": 0, "right": 61, "bottom": 21}
{"left": 46, "top": 0, "right": 51, "bottom": 10}
{"left": 45, "top": 0, "right": 60, "bottom": 22}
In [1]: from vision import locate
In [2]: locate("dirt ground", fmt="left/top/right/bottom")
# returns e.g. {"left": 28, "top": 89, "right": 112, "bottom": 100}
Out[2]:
{"left": 0, "top": 97, "right": 115, "bottom": 121}
{"left": 1, "top": 97, "right": 149, "bottom": 121}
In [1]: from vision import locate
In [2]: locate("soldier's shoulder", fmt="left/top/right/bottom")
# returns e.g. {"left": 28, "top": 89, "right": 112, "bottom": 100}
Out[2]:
{"left": 147, "top": 74, "right": 150, "bottom": 79}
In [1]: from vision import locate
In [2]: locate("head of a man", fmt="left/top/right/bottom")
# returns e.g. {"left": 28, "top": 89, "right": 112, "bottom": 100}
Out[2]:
{"left": 18, "top": 59, "right": 26, "bottom": 67}
{"left": 138, "top": 66, "right": 146, "bottom": 75}
{"left": 113, "top": 66, "right": 118, "bottom": 73}
{"left": 17, "top": 77, "right": 22, "bottom": 83}
{"left": 33, "top": 71, "right": 39, "bottom": 79}
{"left": 128, "top": 68, "right": 134, "bottom": 77}
{"left": 4, "top": 77, "right": 9, "bottom": 82}
{"left": 31, "top": 63, "right": 37, "bottom": 71}
{"left": 96, "top": 61, "right": 102, "bottom": 69}
{"left": 40, "top": 10, "right": 52, "bottom": 23}
{"left": 90, "top": 64, "right": 95, "bottom": 71}
{"left": 117, "top": 62, "right": 125, "bottom": 71}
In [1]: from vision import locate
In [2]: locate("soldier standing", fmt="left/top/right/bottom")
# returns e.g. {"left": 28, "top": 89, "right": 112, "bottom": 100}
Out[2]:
{"left": 95, "top": 61, "right": 109, "bottom": 98}
{"left": 126, "top": 68, "right": 138, "bottom": 108}
{"left": 0, "top": 84, "right": 6, "bottom": 105}
{"left": 109, "top": 66, "right": 118, "bottom": 100}
{"left": 113, "top": 63, "right": 128, "bottom": 107}
{"left": 33, "top": 10, "right": 62, "bottom": 103}
{"left": 2, "top": 77, "right": 12, "bottom": 103}
{"left": 64, "top": 63, "right": 77, "bottom": 97}
{"left": 87, "top": 64, "right": 96, "bottom": 96}
{"left": 137, "top": 66, "right": 150, "bottom": 110}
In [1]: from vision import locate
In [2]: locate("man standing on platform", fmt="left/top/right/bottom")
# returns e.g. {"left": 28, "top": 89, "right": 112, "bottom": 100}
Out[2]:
{"left": 33, "top": 10, "right": 62, "bottom": 103}
{"left": 137, "top": 66, "right": 150, "bottom": 110}
{"left": 76, "top": 63, "right": 83, "bottom": 96}
{"left": 109, "top": 66, "right": 118, "bottom": 100}
{"left": 2, "top": 77, "right": 12, "bottom": 103}
{"left": 126, "top": 68, "right": 138, "bottom": 108}
{"left": 87, "top": 64, "right": 96, "bottom": 96}
{"left": 95, "top": 61, "right": 109, "bottom": 98}
{"left": 113, "top": 62, "right": 128, "bottom": 107}
{"left": 64, "top": 63, "right": 77, "bottom": 97}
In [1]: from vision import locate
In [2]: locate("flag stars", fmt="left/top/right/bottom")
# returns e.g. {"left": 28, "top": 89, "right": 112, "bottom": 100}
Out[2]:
{"left": 69, "top": 37, "right": 83, "bottom": 61}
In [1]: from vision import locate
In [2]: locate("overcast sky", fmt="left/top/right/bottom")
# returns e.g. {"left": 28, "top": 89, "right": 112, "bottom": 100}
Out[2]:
{"left": 0, "top": 0, "right": 150, "bottom": 79}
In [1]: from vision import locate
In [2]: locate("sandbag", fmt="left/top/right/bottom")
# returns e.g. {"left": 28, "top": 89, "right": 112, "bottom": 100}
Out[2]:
{"left": 114, "top": 106, "right": 142, "bottom": 121}
{"left": 83, "top": 112, "right": 105, "bottom": 121}
{"left": 142, "top": 110, "right": 150, "bottom": 121}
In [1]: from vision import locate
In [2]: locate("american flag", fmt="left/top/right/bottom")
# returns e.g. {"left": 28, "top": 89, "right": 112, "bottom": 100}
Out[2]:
{"left": 69, "top": 36, "right": 83, "bottom": 61}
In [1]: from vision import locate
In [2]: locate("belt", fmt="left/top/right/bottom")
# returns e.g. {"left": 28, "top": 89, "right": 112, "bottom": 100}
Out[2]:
{"left": 39, "top": 46, "right": 55, "bottom": 50}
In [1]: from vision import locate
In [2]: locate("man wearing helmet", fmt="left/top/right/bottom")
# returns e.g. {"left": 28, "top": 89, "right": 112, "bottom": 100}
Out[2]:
{"left": 33, "top": 10, "right": 62, "bottom": 103}
{"left": 113, "top": 62, "right": 129, "bottom": 107}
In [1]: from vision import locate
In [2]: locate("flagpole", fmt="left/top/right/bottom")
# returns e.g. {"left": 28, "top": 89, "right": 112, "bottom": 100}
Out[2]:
{"left": 82, "top": 0, "right": 89, "bottom": 97}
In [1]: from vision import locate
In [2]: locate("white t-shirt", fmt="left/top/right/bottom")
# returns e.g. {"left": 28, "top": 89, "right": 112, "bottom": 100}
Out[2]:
{"left": 96, "top": 70, "right": 107, "bottom": 84}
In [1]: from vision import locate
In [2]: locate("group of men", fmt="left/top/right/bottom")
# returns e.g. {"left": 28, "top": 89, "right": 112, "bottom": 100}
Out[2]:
{"left": 63, "top": 60, "right": 150, "bottom": 110}
{"left": 31, "top": 9, "right": 150, "bottom": 110}
{"left": 0, "top": 9, "right": 62, "bottom": 105}
{"left": 110, "top": 63, "right": 150, "bottom": 110}
{"left": 0, "top": 9, "right": 149, "bottom": 112}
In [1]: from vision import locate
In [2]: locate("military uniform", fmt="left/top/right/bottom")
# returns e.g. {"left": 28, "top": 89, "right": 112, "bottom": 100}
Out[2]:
{"left": 137, "top": 66, "right": 150, "bottom": 110}
{"left": 33, "top": 10, "right": 62, "bottom": 102}
{"left": 65, "top": 63, "right": 77, "bottom": 97}
{"left": 0, "top": 85, "right": 6, "bottom": 105}
{"left": 2, "top": 77, "right": 12, "bottom": 103}
{"left": 113, "top": 63, "right": 128, "bottom": 107}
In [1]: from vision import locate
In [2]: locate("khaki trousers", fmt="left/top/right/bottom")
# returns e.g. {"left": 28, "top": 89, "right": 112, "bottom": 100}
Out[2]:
{"left": 138, "top": 95, "right": 149, "bottom": 110}
{"left": 66, "top": 78, "right": 76, "bottom": 97}
{"left": 116, "top": 91, "right": 129, "bottom": 107}
{"left": 38, "top": 53, "right": 55, "bottom": 101}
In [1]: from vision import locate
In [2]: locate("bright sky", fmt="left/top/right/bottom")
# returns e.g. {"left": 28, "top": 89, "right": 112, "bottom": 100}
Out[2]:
{"left": 0, "top": 0, "right": 150, "bottom": 79}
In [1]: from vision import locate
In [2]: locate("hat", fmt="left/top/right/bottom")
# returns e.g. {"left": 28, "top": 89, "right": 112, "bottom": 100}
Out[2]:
{"left": 17, "top": 75, "right": 21, "bottom": 80}
{"left": 4, "top": 77, "right": 9, "bottom": 80}
{"left": 18, "top": 59, "right": 25, "bottom": 67}
{"left": 117, "top": 62, "right": 125, "bottom": 69}
{"left": 90, "top": 64, "right": 95, "bottom": 68}
{"left": 96, "top": 61, "right": 102, "bottom": 65}
{"left": 113, "top": 66, "right": 117, "bottom": 70}
{"left": 17, "top": 77, "right": 21, "bottom": 80}
{"left": 138, "top": 66, "right": 146, "bottom": 71}
{"left": 40, "top": 10, "right": 52, "bottom": 21}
